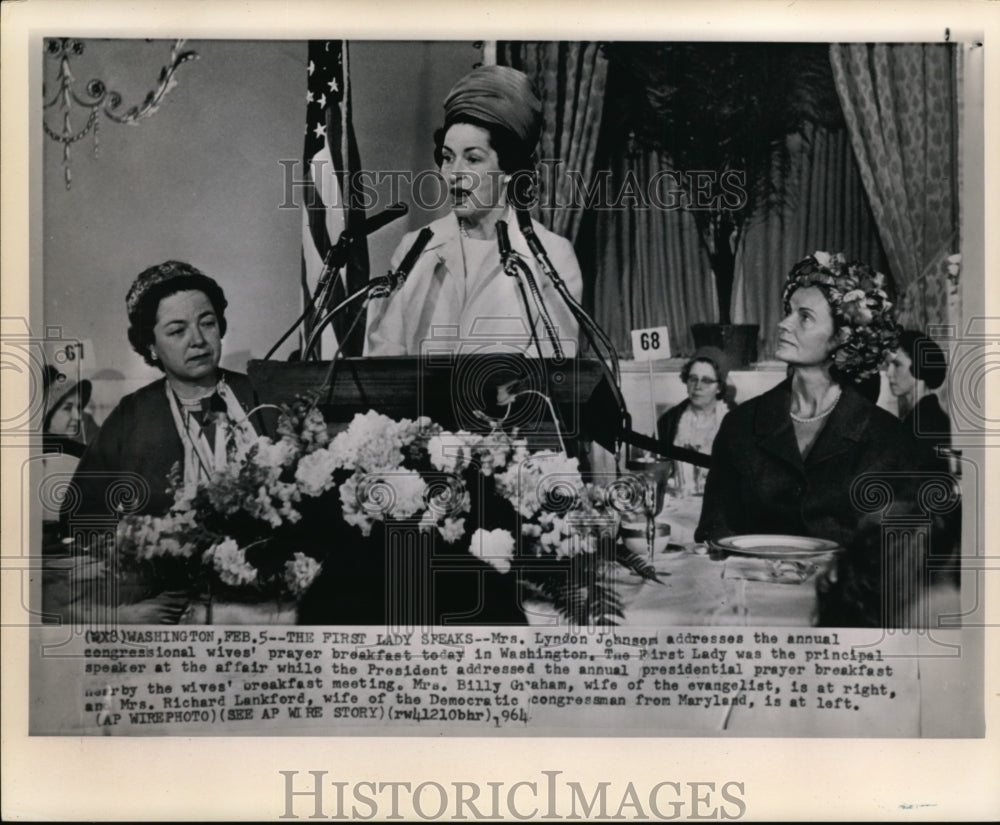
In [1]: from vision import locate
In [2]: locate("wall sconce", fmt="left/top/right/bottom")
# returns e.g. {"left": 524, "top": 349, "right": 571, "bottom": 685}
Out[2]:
{"left": 43, "top": 38, "right": 199, "bottom": 189}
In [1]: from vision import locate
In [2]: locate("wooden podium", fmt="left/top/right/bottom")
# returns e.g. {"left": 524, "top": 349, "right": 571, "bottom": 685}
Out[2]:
{"left": 247, "top": 355, "right": 620, "bottom": 450}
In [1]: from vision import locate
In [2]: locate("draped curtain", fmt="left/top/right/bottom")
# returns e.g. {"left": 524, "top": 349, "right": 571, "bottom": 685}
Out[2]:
{"left": 597, "top": 125, "right": 886, "bottom": 359}
{"left": 829, "top": 43, "right": 959, "bottom": 330}
{"left": 593, "top": 149, "right": 716, "bottom": 357}
{"left": 733, "top": 123, "right": 888, "bottom": 357}
{"left": 499, "top": 42, "right": 956, "bottom": 359}
{"left": 497, "top": 42, "right": 608, "bottom": 243}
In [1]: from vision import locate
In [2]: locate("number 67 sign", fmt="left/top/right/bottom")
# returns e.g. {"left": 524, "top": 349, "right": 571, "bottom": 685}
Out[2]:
{"left": 42, "top": 338, "right": 96, "bottom": 375}
{"left": 630, "top": 326, "right": 670, "bottom": 361}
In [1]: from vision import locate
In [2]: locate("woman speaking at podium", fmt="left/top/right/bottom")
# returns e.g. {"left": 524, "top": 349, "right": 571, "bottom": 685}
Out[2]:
{"left": 364, "top": 65, "right": 582, "bottom": 357}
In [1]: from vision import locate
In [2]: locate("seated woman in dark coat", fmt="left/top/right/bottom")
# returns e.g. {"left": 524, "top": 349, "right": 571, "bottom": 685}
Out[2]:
{"left": 656, "top": 346, "right": 735, "bottom": 496}
{"left": 63, "top": 261, "right": 271, "bottom": 622}
{"left": 696, "top": 252, "right": 931, "bottom": 550}
{"left": 38, "top": 367, "right": 92, "bottom": 620}
{"left": 887, "top": 329, "right": 951, "bottom": 458}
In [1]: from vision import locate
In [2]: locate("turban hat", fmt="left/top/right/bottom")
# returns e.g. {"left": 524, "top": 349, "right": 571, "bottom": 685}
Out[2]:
{"left": 443, "top": 65, "right": 542, "bottom": 149}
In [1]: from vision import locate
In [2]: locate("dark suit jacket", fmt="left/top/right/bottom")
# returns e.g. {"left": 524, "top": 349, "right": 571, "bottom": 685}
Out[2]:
{"left": 656, "top": 399, "right": 690, "bottom": 448}
{"left": 902, "top": 394, "right": 951, "bottom": 461}
{"left": 67, "top": 370, "right": 271, "bottom": 521}
{"left": 695, "top": 378, "right": 931, "bottom": 548}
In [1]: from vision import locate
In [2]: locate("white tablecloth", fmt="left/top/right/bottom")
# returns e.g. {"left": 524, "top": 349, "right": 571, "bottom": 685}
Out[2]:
{"left": 610, "top": 550, "right": 820, "bottom": 626}
{"left": 528, "top": 493, "right": 823, "bottom": 627}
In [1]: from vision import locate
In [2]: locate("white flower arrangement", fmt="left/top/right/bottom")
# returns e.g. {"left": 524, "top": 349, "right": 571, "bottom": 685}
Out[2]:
{"left": 116, "top": 395, "right": 646, "bottom": 623}
{"left": 326, "top": 410, "right": 429, "bottom": 472}
{"left": 205, "top": 538, "right": 257, "bottom": 588}
{"left": 294, "top": 447, "right": 341, "bottom": 496}
{"left": 284, "top": 552, "right": 322, "bottom": 596}
{"left": 469, "top": 528, "right": 516, "bottom": 574}
{"left": 495, "top": 451, "right": 586, "bottom": 522}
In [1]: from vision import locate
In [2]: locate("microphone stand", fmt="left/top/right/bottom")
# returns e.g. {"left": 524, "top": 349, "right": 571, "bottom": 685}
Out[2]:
{"left": 302, "top": 274, "right": 394, "bottom": 361}
{"left": 263, "top": 203, "right": 408, "bottom": 361}
{"left": 303, "top": 233, "right": 364, "bottom": 362}
{"left": 514, "top": 211, "right": 632, "bottom": 455}
{"left": 263, "top": 242, "right": 345, "bottom": 361}
{"left": 509, "top": 271, "right": 545, "bottom": 364}
{"left": 304, "top": 226, "right": 434, "bottom": 397}
{"left": 516, "top": 212, "right": 621, "bottom": 376}
{"left": 496, "top": 220, "right": 564, "bottom": 360}
{"left": 303, "top": 273, "right": 398, "bottom": 405}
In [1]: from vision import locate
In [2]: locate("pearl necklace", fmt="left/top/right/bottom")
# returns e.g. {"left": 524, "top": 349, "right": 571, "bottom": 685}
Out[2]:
{"left": 459, "top": 218, "right": 488, "bottom": 239}
{"left": 789, "top": 387, "right": 842, "bottom": 423}
{"left": 458, "top": 217, "right": 500, "bottom": 240}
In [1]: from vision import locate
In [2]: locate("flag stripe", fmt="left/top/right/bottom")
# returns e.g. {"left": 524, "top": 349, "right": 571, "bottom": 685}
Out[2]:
{"left": 301, "top": 40, "right": 368, "bottom": 357}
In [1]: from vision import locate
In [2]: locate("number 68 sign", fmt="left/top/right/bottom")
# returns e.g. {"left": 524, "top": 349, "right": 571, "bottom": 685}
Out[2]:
{"left": 630, "top": 326, "right": 670, "bottom": 361}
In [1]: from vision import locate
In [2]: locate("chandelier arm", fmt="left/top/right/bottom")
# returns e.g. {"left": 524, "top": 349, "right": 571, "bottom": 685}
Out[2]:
{"left": 101, "top": 41, "right": 199, "bottom": 125}
{"left": 42, "top": 38, "right": 200, "bottom": 189}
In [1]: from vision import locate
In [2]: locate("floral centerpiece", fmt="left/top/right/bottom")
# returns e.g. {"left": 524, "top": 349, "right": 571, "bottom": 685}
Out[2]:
{"left": 115, "top": 397, "right": 657, "bottom": 625}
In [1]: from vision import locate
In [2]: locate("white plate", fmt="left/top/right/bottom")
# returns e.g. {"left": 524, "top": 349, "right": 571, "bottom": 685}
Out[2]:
{"left": 712, "top": 534, "right": 840, "bottom": 559}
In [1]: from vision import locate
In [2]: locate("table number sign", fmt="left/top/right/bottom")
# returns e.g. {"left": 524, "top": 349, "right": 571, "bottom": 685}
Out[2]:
{"left": 630, "top": 326, "right": 670, "bottom": 437}
{"left": 43, "top": 337, "right": 96, "bottom": 377}
{"left": 630, "top": 326, "right": 670, "bottom": 361}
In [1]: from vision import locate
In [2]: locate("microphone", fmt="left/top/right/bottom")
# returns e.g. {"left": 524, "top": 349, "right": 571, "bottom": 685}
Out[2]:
{"left": 496, "top": 219, "right": 513, "bottom": 262}
{"left": 496, "top": 218, "right": 563, "bottom": 360}
{"left": 266, "top": 204, "right": 408, "bottom": 360}
{"left": 509, "top": 184, "right": 629, "bottom": 450}
{"left": 514, "top": 206, "right": 553, "bottom": 273}
{"left": 508, "top": 174, "right": 549, "bottom": 262}
{"left": 514, "top": 204, "right": 535, "bottom": 241}
{"left": 316, "top": 203, "right": 409, "bottom": 288}
{"left": 390, "top": 226, "right": 434, "bottom": 289}
{"left": 303, "top": 225, "right": 433, "bottom": 359}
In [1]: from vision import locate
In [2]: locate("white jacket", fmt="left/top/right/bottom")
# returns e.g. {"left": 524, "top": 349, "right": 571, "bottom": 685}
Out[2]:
{"left": 364, "top": 210, "right": 582, "bottom": 357}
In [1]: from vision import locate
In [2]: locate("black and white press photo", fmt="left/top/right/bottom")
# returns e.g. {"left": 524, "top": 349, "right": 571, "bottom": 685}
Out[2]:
{"left": 2, "top": 1, "right": 996, "bottom": 821}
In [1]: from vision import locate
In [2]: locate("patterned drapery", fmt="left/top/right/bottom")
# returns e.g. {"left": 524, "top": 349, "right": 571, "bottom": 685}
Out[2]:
{"left": 829, "top": 43, "right": 959, "bottom": 329}
{"left": 498, "top": 42, "right": 609, "bottom": 244}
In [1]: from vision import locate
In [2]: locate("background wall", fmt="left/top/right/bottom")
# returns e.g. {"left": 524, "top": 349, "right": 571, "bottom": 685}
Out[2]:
{"left": 352, "top": 41, "right": 483, "bottom": 259}
{"left": 42, "top": 39, "right": 477, "bottom": 420}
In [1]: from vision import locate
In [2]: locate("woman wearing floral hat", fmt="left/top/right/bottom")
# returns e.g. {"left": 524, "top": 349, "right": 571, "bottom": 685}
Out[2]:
{"left": 695, "top": 252, "right": 931, "bottom": 550}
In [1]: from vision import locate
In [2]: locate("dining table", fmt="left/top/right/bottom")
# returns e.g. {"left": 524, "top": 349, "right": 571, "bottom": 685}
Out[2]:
{"left": 40, "top": 493, "right": 827, "bottom": 627}
{"left": 527, "top": 492, "right": 828, "bottom": 627}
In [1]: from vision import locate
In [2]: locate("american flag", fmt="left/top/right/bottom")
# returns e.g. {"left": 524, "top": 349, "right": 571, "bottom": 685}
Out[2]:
{"left": 301, "top": 40, "right": 369, "bottom": 357}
